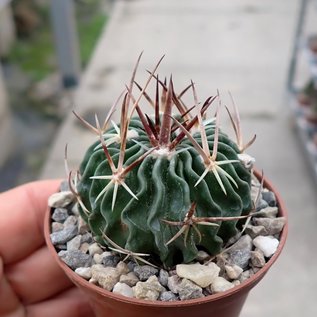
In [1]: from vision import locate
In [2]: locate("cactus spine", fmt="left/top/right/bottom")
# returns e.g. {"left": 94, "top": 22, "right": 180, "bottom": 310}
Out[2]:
{"left": 73, "top": 56, "right": 256, "bottom": 268}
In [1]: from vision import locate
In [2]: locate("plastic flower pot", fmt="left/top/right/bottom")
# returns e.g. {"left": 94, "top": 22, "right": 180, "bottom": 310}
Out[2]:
{"left": 44, "top": 171, "right": 287, "bottom": 317}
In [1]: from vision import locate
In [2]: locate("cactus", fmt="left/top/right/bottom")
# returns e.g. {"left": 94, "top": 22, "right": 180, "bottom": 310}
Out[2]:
{"left": 71, "top": 56, "right": 256, "bottom": 268}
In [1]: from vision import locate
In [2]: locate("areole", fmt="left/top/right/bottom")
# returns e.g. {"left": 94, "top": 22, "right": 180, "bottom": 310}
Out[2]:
{"left": 44, "top": 170, "right": 288, "bottom": 317}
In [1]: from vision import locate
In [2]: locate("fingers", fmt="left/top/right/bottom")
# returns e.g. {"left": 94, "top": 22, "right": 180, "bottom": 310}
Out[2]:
{"left": 0, "top": 256, "right": 24, "bottom": 317}
{"left": 0, "top": 180, "right": 61, "bottom": 264}
{"left": 26, "top": 287, "right": 94, "bottom": 317}
{"left": 5, "top": 246, "right": 73, "bottom": 305}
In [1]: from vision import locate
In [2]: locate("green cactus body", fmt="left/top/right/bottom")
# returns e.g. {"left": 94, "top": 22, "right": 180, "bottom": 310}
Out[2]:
{"left": 77, "top": 116, "right": 252, "bottom": 268}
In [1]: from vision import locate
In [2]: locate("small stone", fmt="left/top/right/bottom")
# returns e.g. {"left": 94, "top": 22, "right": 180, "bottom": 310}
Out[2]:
{"left": 216, "top": 254, "right": 228, "bottom": 275}
{"left": 102, "top": 254, "right": 120, "bottom": 267}
{"left": 50, "top": 225, "right": 78, "bottom": 245}
{"left": 232, "top": 280, "right": 241, "bottom": 287}
{"left": 253, "top": 217, "right": 286, "bottom": 236}
{"left": 134, "top": 265, "right": 158, "bottom": 281}
{"left": 262, "top": 190, "right": 276, "bottom": 207}
{"left": 116, "top": 261, "right": 130, "bottom": 275}
{"left": 71, "top": 203, "right": 80, "bottom": 216}
{"left": 209, "top": 277, "right": 235, "bottom": 293}
{"left": 177, "top": 279, "right": 204, "bottom": 300}
{"left": 176, "top": 262, "right": 220, "bottom": 288}
{"left": 251, "top": 250, "right": 266, "bottom": 268}
{"left": 93, "top": 253, "right": 103, "bottom": 264}
{"left": 51, "top": 222, "right": 64, "bottom": 232}
{"left": 89, "top": 278, "right": 98, "bottom": 285}
{"left": 225, "top": 264, "right": 243, "bottom": 280}
{"left": 79, "top": 242, "right": 90, "bottom": 253}
{"left": 167, "top": 275, "right": 182, "bottom": 293}
{"left": 48, "top": 191, "right": 75, "bottom": 208}
{"left": 81, "top": 232, "right": 93, "bottom": 244}
{"left": 78, "top": 217, "right": 89, "bottom": 234}
{"left": 91, "top": 264, "right": 120, "bottom": 291}
{"left": 256, "top": 199, "right": 268, "bottom": 211}
{"left": 64, "top": 215, "right": 77, "bottom": 228}
{"left": 245, "top": 224, "right": 266, "bottom": 239}
{"left": 159, "top": 291, "right": 178, "bottom": 301}
{"left": 59, "top": 250, "right": 92, "bottom": 270}
{"left": 133, "top": 276, "right": 165, "bottom": 301}
{"left": 158, "top": 269, "right": 169, "bottom": 287}
{"left": 227, "top": 235, "right": 253, "bottom": 269}
{"left": 113, "top": 282, "right": 134, "bottom": 298}
{"left": 239, "top": 270, "right": 252, "bottom": 283}
{"left": 195, "top": 250, "right": 210, "bottom": 262}
{"left": 67, "top": 235, "right": 82, "bottom": 251}
{"left": 127, "top": 261, "right": 137, "bottom": 272}
{"left": 253, "top": 236, "right": 279, "bottom": 257}
{"left": 52, "top": 208, "right": 68, "bottom": 223}
{"left": 75, "top": 267, "right": 92, "bottom": 280}
{"left": 120, "top": 272, "right": 139, "bottom": 287}
{"left": 254, "top": 206, "right": 278, "bottom": 218}
{"left": 88, "top": 243, "right": 103, "bottom": 256}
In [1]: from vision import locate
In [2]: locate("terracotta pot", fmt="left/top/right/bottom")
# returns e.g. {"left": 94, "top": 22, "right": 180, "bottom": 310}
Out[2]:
{"left": 44, "top": 172, "right": 288, "bottom": 317}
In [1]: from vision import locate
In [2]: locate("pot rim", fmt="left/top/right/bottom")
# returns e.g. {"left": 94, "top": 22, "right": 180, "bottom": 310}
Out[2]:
{"left": 44, "top": 170, "right": 288, "bottom": 308}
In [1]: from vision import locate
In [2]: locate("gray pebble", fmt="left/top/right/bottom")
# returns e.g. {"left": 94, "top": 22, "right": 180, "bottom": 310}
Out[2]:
{"left": 59, "top": 250, "right": 92, "bottom": 270}
{"left": 245, "top": 224, "right": 266, "bottom": 239}
{"left": 134, "top": 265, "right": 158, "bottom": 281}
{"left": 102, "top": 254, "right": 121, "bottom": 267}
{"left": 51, "top": 222, "right": 64, "bottom": 233}
{"left": 67, "top": 235, "right": 82, "bottom": 251}
{"left": 127, "top": 261, "right": 137, "bottom": 272}
{"left": 52, "top": 208, "right": 69, "bottom": 223}
{"left": 177, "top": 279, "right": 204, "bottom": 300}
{"left": 262, "top": 191, "right": 276, "bottom": 207}
{"left": 254, "top": 206, "right": 278, "bottom": 218}
{"left": 50, "top": 225, "right": 78, "bottom": 245}
{"left": 64, "top": 215, "right": 77, "bottom": 228}
{"left": 227, "top": 235, "right": 253, "bottom": 269}
{"left": 120, "top": 272, "right": 139, "bottom": 287}
{"left": 159, "top": 291, "right": 178, "bottom": 301}
{"left": 81, "top": 232, "right": 93, "bottom": 244}
{"left": 256, "top": 199, "right": 268, "bottom": 211}
{"left": 167, "top": 275, "right": 182, "bottom": 294}
{"left": 158, "top": 269, "right": 169, "bottom": 287}
{"left": 253, "top": 217, "right": 286, "bottom": 236}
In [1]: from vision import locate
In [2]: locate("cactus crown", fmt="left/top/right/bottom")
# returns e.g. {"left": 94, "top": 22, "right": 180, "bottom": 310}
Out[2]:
{"left": 70, "top": 55, "right": 257, "bottom": 268}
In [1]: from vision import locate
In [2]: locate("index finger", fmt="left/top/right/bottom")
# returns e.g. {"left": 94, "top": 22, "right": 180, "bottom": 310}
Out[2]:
{"left": 0, "top": 180, "right": 61, "bottom": 264}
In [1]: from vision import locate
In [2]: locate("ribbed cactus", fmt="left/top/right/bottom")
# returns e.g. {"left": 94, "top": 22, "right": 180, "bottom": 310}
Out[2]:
{"left": 73, "top": 56, "right": 256, "bottom": 268}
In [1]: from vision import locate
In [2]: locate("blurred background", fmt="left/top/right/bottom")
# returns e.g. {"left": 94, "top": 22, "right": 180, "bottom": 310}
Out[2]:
{"left": 0, "top": 0, "right": 317, "bottom": 316}
{"left": 0, "top": 0, "right": 112, "bottom": 191}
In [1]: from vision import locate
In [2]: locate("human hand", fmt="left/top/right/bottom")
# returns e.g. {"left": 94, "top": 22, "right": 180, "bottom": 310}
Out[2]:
{"left": 0, "top": 180, "right": 94, "bottom": 317}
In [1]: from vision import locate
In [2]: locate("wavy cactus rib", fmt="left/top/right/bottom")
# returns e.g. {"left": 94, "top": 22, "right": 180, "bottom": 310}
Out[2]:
{"left": 76, "top": 58, "right": 253, "bottom": 268}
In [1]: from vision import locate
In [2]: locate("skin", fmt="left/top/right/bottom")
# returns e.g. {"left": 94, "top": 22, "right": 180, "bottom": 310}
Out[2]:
{"left": 0, "top": 180, "right": 94, "bottom": 317}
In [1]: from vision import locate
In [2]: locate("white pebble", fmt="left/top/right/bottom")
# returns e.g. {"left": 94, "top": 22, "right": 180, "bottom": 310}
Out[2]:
{"left": 225, "top": 264, "right": 243, "bottom": 280}
{"left": 113, "top": 282, "right": 134, "bottom": 298}
{"left": 253, "top": 236, "right": 279, "bottom": 257}
{"left": 88, "top": 243, "right": 103, "bottom": 256}
{"left": 176, "top": 262, "right": 220, "bottom": 288}
{"left": 48, "top": 192, "right": 75, "bottom": 208}
{"left": 210, "top": 277, "right": 235, "bottom": 293}
{"left": 75, "top": 267, "right": 92, "bottom": 280}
